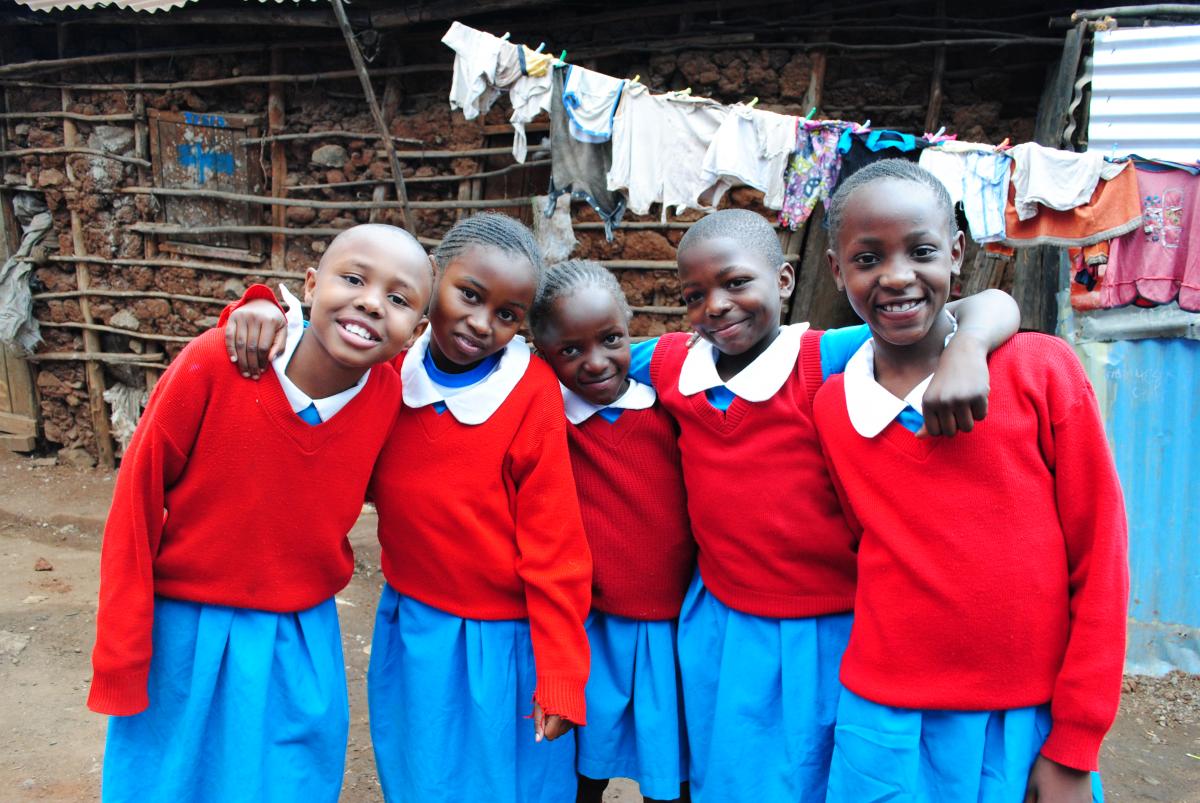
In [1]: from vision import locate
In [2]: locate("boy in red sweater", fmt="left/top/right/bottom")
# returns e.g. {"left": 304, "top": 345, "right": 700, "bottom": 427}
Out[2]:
{"left": 531, "top": 259, "right": 694, "bottom": 803}
{"left": 89, "top": 224, "right": 433, "bottom": 803}
{"left": 815, "top": 159, "right": 1128, "bottom": 803}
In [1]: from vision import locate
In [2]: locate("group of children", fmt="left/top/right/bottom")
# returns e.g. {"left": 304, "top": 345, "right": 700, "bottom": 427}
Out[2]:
{"left": 89, "top": 159, "right": 1129, "bottom": 803}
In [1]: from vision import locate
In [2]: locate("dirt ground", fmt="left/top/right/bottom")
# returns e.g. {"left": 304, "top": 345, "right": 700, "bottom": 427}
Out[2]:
{"left": 1, "top": 449, "right": 1197, "bottom": 802}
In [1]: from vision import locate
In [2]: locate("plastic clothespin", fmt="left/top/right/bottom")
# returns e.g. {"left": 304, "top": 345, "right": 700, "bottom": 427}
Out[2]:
{"left": 559, "top": 49, "right": 568, "bottom": 62}
{"left": 932, "top": 125, "right": 946, "bottom": 139}
{"left": 747, "top": 97, "right": 759, "bottom": 108}
{"left": 862, "top": 118, "right": 872, "bottom": 130}
{"left": 501, "top": 31, "right": 511, "bottom": 41}
{"left": 535, "top": 42, "right": 546, "bottom": 53}
{"left": 805, "top": 106, "right": 817, "bottom": 121}
{"left": 631, "top": 74, "right": 641, "bottom": 84}
{"left": 679, "top": 87, "right": 692, "bottom": 96}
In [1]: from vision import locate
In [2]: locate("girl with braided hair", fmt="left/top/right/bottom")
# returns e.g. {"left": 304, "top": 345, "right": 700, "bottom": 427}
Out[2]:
{"left": 531, "top": 260, "right": 694, "bottom": 803}
{"left": 223, "top": 213, "right": 592, "bottom": 803}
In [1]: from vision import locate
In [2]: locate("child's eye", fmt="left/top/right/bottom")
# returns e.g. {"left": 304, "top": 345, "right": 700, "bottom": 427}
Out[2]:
{"left": 912, "top": 245, "right": 938, "bottom": 259}
{"left": 727, "top": 277, "right": 751, "bottom": 289}
{"left": 496, "top": 309, "right": 517, "bottom": 323}
{"left": 561, "top": 345, "right": 581, "bottom": 358}
{"left": 603, "top": 333, "right": 623, "bottom": 346}
{"left": 853, "top": 253, "right": 880, "bottom": 267}
{"left": 343, "top": 274, "right": 365, "bottom": 286}
{"left": 683, "top": 291, "right": 704, "bottom": 305}
{"left": 388, "top": 293, "right": 409, "bottom": 308}
{"left": 460, "top": 287, "right": 479, "bottom": 302}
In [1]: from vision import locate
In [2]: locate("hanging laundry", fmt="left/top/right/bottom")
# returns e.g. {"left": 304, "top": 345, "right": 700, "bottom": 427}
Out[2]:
{"left": 1008, "top": 142, "right": 1126, "bottom": 221}
{"left": 607, "top": 83, "right": 728, "bottom": 216}
{"left": 510, "top": 49, "right": 553, "bottom": 163}
{"left": 918, "top": 149, "right": 969, "bottom": 205}
{"left": 0, "top": 193, "right": 51, "bottom": 356}
{"left": 779, "top": 121, "right": 857, "bottom": 229}
{"left": 562, "top": 65, "right": 626, "bottom": 144}
{"left": 442, "top": 22, "right": 508, "bottom": 121}
{"left": 960, "top": 151, "right": 1013, "bottom": 243}
{"left": 1001, "top": 160, "right": 1142, "bottom": 248}
{"left": 1101, "top": 163, "right": 1199, "bottom": 312}
{"left": 833, "top": 129, "right": 928, "bottom": 191}
{"left": 547, "top": 67, "right": 627, "bottom": 239}
{"left": 531, "top": 194, "right": 577, "bottom": 264}
{"left": 697, "top": 104, "right": 798, "bottom": 210}
{"left": 521, "top": 46, "right": 553, "bottom": 78}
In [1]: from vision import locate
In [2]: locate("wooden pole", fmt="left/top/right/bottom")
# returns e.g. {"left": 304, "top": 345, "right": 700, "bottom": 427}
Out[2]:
{"left": 242, "top": 130, "right": 423, "bottom": 146}
{"left": 330, "top": 0, "right": 416, "bottom": 235}
{"left": 0, "top": 39, "right": 340, "bottom": 77}
{"left": 0, "top": 64, "right": 448, "bottom": 93}
{"left": 1072, "top": 4, "right": 1200, "bottom": 21}
{"left": 133, "top": 34, "right": 162, "bottom": 395}
{"left": 0, "top": 146, "right": 150, "bottom": 166}
{"left": 924, "top": 0, "right": 947, "bottom": 134}
{"left": 269, "top": 47, "right": 287, "bottom": 271}
{"left": 119, "top": 186, "right": 533, "bottom": 210}
{"left": 58, "top": 25, "right": 113, "bottom": 467}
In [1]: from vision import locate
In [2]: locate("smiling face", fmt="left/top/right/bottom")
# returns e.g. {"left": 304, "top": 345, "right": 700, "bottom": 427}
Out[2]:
{"left": 536, "top": 284, "right": 631, "bottom": 407}
{"left": 827, "top": 177, "right": 964, "bottom": 348}
{"left": 427, "top": 244, "right": 538, "bottom": 372}
{"left": 678, "top": 235, "right": 794, "bottom": 365}
{"left": 301, "top": 227, "right": 432, "bottom": 379}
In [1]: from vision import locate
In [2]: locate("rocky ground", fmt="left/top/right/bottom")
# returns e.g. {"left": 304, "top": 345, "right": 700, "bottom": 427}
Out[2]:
{"left": 0, "top": 449, "right": 1197, "bottom": 802}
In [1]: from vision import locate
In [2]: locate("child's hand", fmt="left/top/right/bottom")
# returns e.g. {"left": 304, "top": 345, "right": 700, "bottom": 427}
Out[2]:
{"left": 919, "top": 331, "right": 989, "bottom": 438}
{"left": 224, "top": 300, "right": 287, "bottom": 379}
{"left": 1023, "top": 755, "right": 1092, "bottom": 803}
{"left": 532, "top": 701, "right": 575, "bottom": 742}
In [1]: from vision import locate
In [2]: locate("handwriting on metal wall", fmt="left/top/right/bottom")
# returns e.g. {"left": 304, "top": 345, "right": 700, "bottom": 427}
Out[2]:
{"left": 176, "top": 113, "right": 234, "bottom": 185}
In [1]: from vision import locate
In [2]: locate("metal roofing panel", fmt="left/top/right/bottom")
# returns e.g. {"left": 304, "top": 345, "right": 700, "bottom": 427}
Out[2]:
{"left": 1088, "top": 25, "right": 1200, "bottom": 164}
{"left": 1078, "top": 337, "right": 1200, "bottom": 675}
{"left": 12, "top": 0, "right": 196, "bottom": 11}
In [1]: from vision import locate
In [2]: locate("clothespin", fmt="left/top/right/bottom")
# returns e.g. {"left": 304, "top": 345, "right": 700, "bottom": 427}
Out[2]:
{"left": 631, "top": 74, "right": 641, "bottom": 84}
{"left": 559, "top": 49, "right": 568, "bottom": 62}
{"left": 535, "top": 42, "right": 545, "bottom": 53}
{"left": 863, "top": 119, "right": 872, "bottom": 129}
{"left": 501, "top": 31, "right": 511, "bottom": 40}
{"left": 747, "top": 97, "right": 759, "bottom": 108}
{"left": 805, "top": 107, "right": 817, "bottom": 121}
{"left": 679, "top": 87, "right": 692, "bottom": 96}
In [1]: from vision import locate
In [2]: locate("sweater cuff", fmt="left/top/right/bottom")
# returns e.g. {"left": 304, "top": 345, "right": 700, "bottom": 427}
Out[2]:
{"left": 1039, "top": 719, "right": 1105, "bottom": 772}
{"left": 217, "top": 283, "right": 281, "bottom": 327}
{"left": 87, "top": 668, "right": 149, "bottom": 717}
{"left": 534, "top": 674, "right": 588, "bottom": 726}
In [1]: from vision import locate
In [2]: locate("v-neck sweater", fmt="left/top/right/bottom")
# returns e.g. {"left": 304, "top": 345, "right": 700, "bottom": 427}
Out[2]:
{"left": 813, "top": 333, "right": 1129, "bottom": 772}
{"left": 567, "top": 403, "right": 695, "bottom": 619}
{"left": 371, "top": 354, "right": 593, "bottom": 725}
{"left": 649, "top": 329, "right": 857, "bottom": 618}
{"left": 89, "top": 327, "right": 402, "bottom": 716}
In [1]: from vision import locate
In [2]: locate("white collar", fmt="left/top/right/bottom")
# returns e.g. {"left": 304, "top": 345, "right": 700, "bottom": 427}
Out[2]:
{"left": 678, "top": 322, "right": 809, "bottom": 402}
{"left": 842, "top": 314, "right": 958, "bottom": 438}
{"left": 561, "top": 377, "right": 657, "bottom": 425}
{"left": 400, "top": 327, "right": 531, "bottom": 424}
{"left": 272, "top": 284, "right": 369, "bottom": 422}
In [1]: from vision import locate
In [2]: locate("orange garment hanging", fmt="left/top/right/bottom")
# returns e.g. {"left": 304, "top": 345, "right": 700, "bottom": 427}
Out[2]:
{"left": 1002, "top": 162, "right": 1142, "bottom": 248}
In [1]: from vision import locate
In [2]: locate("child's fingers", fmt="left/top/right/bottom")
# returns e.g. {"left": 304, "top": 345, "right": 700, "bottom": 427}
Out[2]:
{"left": 244, "top": 319, "right": 263, "bottom": 378}
{"left": 541, "top": 715, "right": 574, "bottom": 741}
{"left": 953, "top": 404, "right": 975, "bottom": 434}
{"left": 970, "top": 395, "right": 988, "bottom": 423}
{"left": 254, "top": 322, "right": 277, "bottom": 376}
{"left": 233, "top": 320, "right": 253, "bottom": 377}
{"left": 268, "top": 326, "right": 288, "bottom": 363}
{"left": 224, "top": 319, "right": 240, "bottom": 364}
{"left": 532, "top": 701, "right": 545, "bottom": 743}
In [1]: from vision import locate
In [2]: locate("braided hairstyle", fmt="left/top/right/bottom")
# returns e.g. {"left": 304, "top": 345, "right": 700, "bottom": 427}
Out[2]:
{"left": 433, "top": 212, "right": 544, "bottom": 288}
{"left": 826, "top": 158, "right": 957, "bottom": 248}
{"left": 677, "top": 208, "right": 786, "bottom": 270}
{"left": 530, "top": 259, "right": 631, "bottom": 339}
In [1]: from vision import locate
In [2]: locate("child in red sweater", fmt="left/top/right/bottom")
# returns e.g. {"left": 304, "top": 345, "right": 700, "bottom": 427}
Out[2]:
{"left": 623, "top": 208, "right": 1021, "bottom": 803}
{"left": 530, "top": 260, "right": 694, "bottom": 803}
{"left": 89, "top": 224, "right": 433, "bottom": 802}
{"left": 224, "top": 213, "right": 592, "bottom": 803}
{"left": 815, "top": 159, "right": 1128, "bottom": 802}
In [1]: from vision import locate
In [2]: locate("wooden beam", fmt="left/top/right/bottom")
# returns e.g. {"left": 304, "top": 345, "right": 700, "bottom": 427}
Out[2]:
{"left": 0, "top": 111, "right": 135, "bottom": 122}
{"left": 0, "top": 40, "right": 339, "bottom": 77}
{"left": 924, "top": 1, "right": 948, "bottom": 134}
{"left": 0, "top": 146, "right": 149, "bottom": 167}
{"left": 242, "top": 130, "right": 423, "bottom": 146}
{"left": 0, "top": 411, "right": 37, "bottom": 437}
{"left": 119, "top": 186, "right": 533, "bottom": 210}
{"left": 0, "top": 64, "right": 448, "bottom": 93}
{"left": 1072, "top": 5, "right": 1200, "bottom": 21}
{"left": 26, "top": 352, "right": 165, "bottom": 364}
{"left": 269, "top": 47, "right": 287, "bottom": 272}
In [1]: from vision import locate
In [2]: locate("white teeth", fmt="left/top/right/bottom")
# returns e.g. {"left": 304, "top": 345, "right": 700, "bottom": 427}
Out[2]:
{"left": 882, "top": 300, "right": 920, "bottom": 312}
{"left": 341, "top": 322, "right": 378, "bottom": 341}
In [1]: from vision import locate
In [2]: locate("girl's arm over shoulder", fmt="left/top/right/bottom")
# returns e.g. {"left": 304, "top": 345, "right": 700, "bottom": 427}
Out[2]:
{"left": 218, "top": 284, "right": 288, "bottom": 379}
{"left": 923, "top": 288, "right": 1021, "bottom": 437}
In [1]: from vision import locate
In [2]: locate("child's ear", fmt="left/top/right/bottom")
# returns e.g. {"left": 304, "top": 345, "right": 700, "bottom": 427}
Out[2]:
{"left": 404, "top": 316, "right": 429, "bottom": 350}
{"left": 827, "top": 249, "right": 846, "bottom": 292}
{"left": 950, "top": 230, "right": 966, "bottom": 276}
{"left": 776, "top": 261, "right": 796, "bottom": 298}
{"left": 303, "top": 267, "right": 319, "bottom": 304}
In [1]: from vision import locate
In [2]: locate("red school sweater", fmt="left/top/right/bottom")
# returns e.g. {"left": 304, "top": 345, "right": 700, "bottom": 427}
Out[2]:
{"left": 649, "top": 330, "right": 857, "bottom": 618}
{"left": 567, "top": 403, "right": 695, "bottom": 620}
{"left": 371, "top": 354, "right": 593, "bottom": 725}
{"left": 813, "top": 333, "right": 1129, "bottom": 772}
{"left": 89, "top": 327, "right": 401, "bottom": 716}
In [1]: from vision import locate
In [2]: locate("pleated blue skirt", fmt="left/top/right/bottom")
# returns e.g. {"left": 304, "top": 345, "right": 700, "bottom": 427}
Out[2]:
{"left": 102, "top": 596, "right": 348, "bottom": 803}
{"left": 367, "top": 583, "right": 576, "bottom": 803}
{"left": 575, "top": 610, "right": 687, "bottom": 799}
{"left": 676, "top": 570, "right": 853, "bottom": 803}
{"left": 826, "top": 688, "right": 1105, "bottom": 803}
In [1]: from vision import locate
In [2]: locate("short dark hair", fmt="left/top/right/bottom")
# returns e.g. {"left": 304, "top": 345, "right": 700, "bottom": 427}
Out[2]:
{"left": 677, "top": 208, "right": 785, "bottom": 271}
{"left": 826, "top": 159, "right": 957, "bottom": 246}
{"left": 530, "top": 259, "right": 630, "bottom": 338}
{"left": 433, "top": 212, "right": 544, "bottom": 288}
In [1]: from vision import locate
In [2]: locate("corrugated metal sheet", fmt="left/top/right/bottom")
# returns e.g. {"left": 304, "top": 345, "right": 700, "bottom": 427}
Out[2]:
{"left": 1088, "top": 25, "right": 1200, "bottom": 164}
{"left": 12, "top": 0, "right": 195, "bottom": 12}
{"left": 1076, "top": 337, "right": 1200, "bottom": 675}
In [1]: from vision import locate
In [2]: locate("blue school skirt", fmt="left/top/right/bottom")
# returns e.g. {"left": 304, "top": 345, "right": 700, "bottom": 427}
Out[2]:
{"left": 576, "top": 610, "right": 687, "bottom": 799}
{"left": 676, "top": 571, "right": 853, "bottom": 803}
{"left": 826, "top": 689, "right": 1104, "bottom": 802}
{"left": 102, "top": 596, "right": 348, "bottom": 803}
{"left": 367, "top": 584, "right": 576, "bottom": 803}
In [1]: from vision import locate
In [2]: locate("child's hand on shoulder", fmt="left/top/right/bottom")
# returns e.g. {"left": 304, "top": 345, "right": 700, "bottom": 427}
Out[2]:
{"left": 224, "top": 300, "right": 288, "bottom": 379}
{"left": 1023, "top": 755, "right": 1092, "bottom": 803}
{"left": 920, "top": 331, "right": 989, "bottom": 438}
{"left": 532, "top": 701, "right": 575, "bottom": 742}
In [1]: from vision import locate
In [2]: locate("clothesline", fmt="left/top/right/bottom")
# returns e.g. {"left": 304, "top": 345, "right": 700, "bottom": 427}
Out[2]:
{"left": 442, "top": 21, "right": 1200, "bottom": 316}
